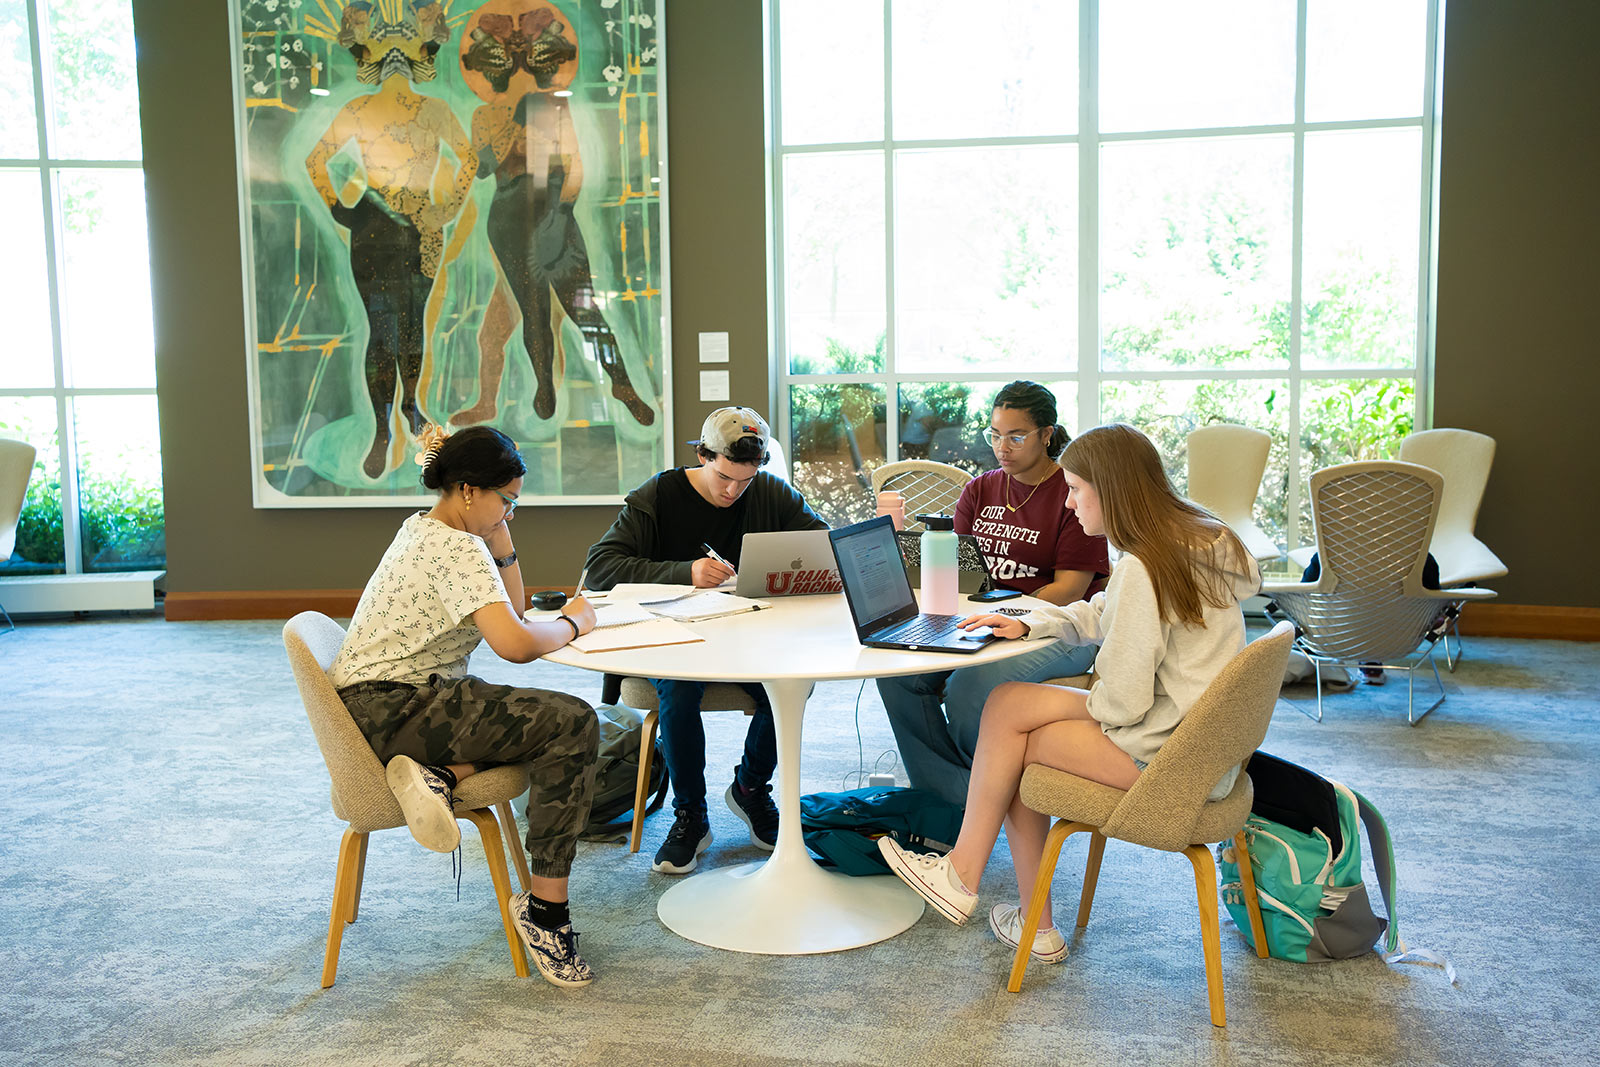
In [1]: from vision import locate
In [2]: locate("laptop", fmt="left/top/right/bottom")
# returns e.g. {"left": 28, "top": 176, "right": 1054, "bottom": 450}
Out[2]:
{"left": 828, "top": 515, "right": 999, "bottom": 654}
{"left": 735, "top": 530, "right": 842, "bottom": 597}
{"left": 897, "top": 530, "right": 992, "bottom": 595}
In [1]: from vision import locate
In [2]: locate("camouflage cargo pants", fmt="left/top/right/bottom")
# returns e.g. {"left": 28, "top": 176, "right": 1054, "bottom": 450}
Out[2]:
{"left": 339, "top": 675, "right": 598, "bottom": 878}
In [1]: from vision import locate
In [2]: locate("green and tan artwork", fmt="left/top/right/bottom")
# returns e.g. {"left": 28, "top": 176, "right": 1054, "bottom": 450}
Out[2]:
{"left": 236, "top": 0, "right": 666, "bottom": 503}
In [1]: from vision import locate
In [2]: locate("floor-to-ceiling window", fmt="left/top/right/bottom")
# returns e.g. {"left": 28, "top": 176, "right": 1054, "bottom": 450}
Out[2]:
{"left": 0, "top": 0, "right": 162, "bottom": 577}
{"left": 770, "top": 0, "right": 1436, "bottom": 560}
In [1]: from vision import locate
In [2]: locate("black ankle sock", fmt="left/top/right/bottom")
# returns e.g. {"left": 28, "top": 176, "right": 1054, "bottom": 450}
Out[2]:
{"left": 525, "top": 894, "right": 570, "bottom": 930}
{"left": 431, "top": 765, "right": 458, "bottom": 789}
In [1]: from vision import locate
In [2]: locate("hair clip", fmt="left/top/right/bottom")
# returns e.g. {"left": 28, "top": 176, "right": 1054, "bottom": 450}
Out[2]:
{"left": 414, "top": 423, "right": 451, "bottom": 469}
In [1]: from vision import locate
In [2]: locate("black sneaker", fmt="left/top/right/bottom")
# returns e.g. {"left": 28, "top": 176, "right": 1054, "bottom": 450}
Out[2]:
{"left": 651, "top": 809, "right": 712, "bottom": 874}
{"left": 725, "top": 777, "right": 778, "bottom": 851}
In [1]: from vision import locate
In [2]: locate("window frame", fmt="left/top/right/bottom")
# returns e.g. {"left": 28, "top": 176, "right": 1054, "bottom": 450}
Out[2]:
{"left": 767, "top": 0, "right": 1442, "bottom": 554}
{"left": 0, "top": 0, "right": 157, "bottom": 576}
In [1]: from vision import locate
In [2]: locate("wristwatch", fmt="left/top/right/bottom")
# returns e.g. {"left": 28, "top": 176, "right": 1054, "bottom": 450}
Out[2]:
{"left": 493, "top": 550, "right": 518, "bottom": 568}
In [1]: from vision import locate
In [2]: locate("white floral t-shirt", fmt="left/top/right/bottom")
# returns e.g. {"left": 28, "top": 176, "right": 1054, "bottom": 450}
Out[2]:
{"left": 330, "top": 513, "right": 509, "bottom": 688}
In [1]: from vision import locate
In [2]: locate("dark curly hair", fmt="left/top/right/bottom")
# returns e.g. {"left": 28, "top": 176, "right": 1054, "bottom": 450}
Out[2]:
{"left": 420, "top": 426, "right": 526, "bottom": 491}
{"left": 993, "top": 380, "right": 1069, "bottom": 459}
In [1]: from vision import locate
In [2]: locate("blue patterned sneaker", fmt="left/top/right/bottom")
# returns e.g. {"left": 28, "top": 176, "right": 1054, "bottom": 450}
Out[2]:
{"left": 385, "top": 755, "right": 460, "bottom": 853}
{"left": 511, "top": 892, "right": 595, "bottom": 988}
{"left": 878, "top": 836, "right": 977, "bottom": 925}
{"left": 989, "top": 903, "right": 1069, "bottom": 964}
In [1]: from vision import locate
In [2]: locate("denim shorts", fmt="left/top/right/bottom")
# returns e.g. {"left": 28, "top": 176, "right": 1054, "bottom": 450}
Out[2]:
{"left": 1131, "top": 756, "right": 1149, "bottom": 771}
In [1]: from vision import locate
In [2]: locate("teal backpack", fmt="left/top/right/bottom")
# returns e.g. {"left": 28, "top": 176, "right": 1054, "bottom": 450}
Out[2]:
{"left": 1217, "top": 751, "right": 1401, "bottom": 963}
{"left": 799, "top": 787, "right": 964, "bottom": 876}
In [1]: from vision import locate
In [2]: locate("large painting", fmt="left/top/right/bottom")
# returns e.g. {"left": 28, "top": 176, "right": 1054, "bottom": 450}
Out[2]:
{"left": 232, "top": 0, "right": 669, "bottom": 505}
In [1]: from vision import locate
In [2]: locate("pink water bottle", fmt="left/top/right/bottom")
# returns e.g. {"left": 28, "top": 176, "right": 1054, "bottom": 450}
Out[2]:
{"left": 875, "top": 490, "right": 906, "bottom": 530}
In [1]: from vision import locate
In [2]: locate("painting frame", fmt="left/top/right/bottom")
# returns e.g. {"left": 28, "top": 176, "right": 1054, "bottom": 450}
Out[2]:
{"left": 229, "top": 0, "right": 673, "bottom": 508}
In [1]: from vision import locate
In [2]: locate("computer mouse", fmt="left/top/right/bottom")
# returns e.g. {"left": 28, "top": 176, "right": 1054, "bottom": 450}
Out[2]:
{"left": 528, "top": 590, "right": 568, "bottom": 611}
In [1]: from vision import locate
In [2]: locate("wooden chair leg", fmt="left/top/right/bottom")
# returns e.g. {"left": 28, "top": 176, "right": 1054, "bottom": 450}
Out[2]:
{"left": 1233, "top": 831, "right": 1270, "bottom": 959}
{"left": 629, "top": 709, "right": 660, "bottom": 854}
{"left": 496, "top": 799, "right": 533, "bottom": 892}
{"left": 322, "top": 829, "right": 366, "bottom": 988}
{"left": 1076, "top": 830, "right": 1107, "bottom": 929}
{"left": 1007, "top": 820, "right": 1088, "bottom": 993}
{"left": 463, "top": 807, "right": 530, "bottom": 979}
{"left": 346, "top": 831, "right": 370, "bottom": 923}
{"left": 1185, "top": 844, "right": 1227, "bottom": 1027}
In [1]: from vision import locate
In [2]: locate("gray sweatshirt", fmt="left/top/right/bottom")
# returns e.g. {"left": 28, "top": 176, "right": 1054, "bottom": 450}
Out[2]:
{"left": 1022, "top": 534, "right": 1262, "bottom": 799}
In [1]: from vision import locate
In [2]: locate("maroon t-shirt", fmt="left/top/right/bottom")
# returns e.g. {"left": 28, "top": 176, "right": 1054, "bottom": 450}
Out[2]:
{"left": 954, "top": 468, "right": 1110, "bottom": 599}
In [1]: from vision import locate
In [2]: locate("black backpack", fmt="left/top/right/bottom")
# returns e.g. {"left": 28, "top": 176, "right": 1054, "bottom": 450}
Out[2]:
{"left": 581, "top": 704, "right": 668, "bottom": 838}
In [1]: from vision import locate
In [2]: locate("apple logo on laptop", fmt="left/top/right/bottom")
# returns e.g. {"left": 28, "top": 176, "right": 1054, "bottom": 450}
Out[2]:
{"left": 790, "top": 558, "right": 803, "bottom": 569}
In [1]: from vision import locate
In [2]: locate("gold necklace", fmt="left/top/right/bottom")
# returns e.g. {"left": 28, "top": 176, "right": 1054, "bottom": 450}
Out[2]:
{"left": 1006, "top": 469, "right": 1053, "bottom": 512}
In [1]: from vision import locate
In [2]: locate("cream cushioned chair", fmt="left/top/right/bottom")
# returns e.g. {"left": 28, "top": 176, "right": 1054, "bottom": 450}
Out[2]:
{"left": 1398, "top": 428, "right": 1506, "bottom": 669}
{"left": 1006, "top": 622, "right": 1294, "bottom": 1028}
{"left": 283, "top": 611, "right": 534, "bottom": 987}
{"left": 1186, "top": 424, "right": 1280, "bottom": 563}
{"left": 0, "top": 438, "right": 38, "bottom": 634}
{"left": 869, "top": 459, "right": 972, "bottom": 532}
{"left": 1262, "top": 461, "right": 1495, "bottom": 724}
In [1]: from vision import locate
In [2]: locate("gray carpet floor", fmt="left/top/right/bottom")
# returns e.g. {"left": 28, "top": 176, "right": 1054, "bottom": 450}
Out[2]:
{"left": 2, "top": 616, "right": 1596, "bottom": 1066}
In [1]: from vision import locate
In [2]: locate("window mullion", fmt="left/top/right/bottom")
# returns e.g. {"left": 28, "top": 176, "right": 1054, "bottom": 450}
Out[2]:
{"left": 1284, "top": 0, "right": 1309, "bottom": 557}
{"left": 1417, "top": 0, "right": 1443, "bottom": 433}
{"left": 881, "top": 0, "right": 898, "bottom": 463}
{"left": 768, "top": 0, "right": 789, "bottom": 450}
{"left": 1078, "top": 0, "right": 1099, "bottom": 435}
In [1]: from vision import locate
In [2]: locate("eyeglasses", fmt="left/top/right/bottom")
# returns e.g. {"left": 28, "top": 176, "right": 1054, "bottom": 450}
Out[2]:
{"left": 982, "top": 427, "right": 1043, "bottom": 449}
{"left": 491, "top": 488, "right": 518, "bottom": 516}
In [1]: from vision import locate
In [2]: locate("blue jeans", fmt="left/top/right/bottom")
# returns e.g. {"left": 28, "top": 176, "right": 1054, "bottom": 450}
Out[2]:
{"left": 653, "top": 679, "right": 776, "bottom": 815}
{"left": 875, "top": 640, "right": 1098, "bottom": 807}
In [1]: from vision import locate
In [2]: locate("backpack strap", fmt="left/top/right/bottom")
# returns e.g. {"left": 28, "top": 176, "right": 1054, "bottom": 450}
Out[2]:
{"left": 1347, "top": 785, "right": 1400, "bottom": 954}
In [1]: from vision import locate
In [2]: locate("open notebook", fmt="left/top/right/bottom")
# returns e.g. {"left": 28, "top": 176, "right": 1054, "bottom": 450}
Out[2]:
{"left": 567, "top": 616, "right": 703, "bottom": 654}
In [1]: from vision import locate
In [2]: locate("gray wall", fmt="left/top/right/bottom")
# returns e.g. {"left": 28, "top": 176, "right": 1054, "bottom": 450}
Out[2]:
{"left": 134, "top": 0, "right": 1598, "bottom": 608}
{"left": 1432, "top": 0, "right": 1599, "bottom": 606}
{"left": 133, "top": 0, "right": 770, "bottom": 594}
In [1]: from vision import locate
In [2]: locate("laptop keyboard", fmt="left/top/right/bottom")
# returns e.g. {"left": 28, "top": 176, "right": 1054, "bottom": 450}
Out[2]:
{"left": 879, "top": 614, "right": 963, "bottom": 643}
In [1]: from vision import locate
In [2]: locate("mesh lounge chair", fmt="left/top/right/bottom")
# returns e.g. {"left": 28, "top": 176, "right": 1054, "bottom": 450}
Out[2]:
{"left": 1261, "top": 461, "right": 1495, "bottom": 725}
{"left": 870, "top": 460, "right": 972, "bottom": 533}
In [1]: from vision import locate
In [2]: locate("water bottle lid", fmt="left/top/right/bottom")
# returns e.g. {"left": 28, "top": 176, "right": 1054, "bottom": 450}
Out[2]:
{"left": 916, "top": 514, "right": 955, "bottom": 530}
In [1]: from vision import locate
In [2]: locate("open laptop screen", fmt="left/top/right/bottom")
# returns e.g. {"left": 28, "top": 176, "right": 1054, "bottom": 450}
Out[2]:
{"left": 829, "top": 515, "right": 917, "bottom": 636}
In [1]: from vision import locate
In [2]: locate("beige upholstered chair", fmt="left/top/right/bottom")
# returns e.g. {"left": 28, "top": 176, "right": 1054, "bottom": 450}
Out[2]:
{"left": 283, "top": 611, "right": 534, "bottom": 987}
{"left": 616, "top": 676, "right": 811, "bottom": 853}
{"left": 1006, "top": 622, "right": 1293, "bottom": 1028}
{"left": 1262, "top": 461, "right": 1495, "bottom": 724}
{"left": 0, "top": 438, "right": 38, "bottom": 634}
{"left": 1398, "top": 428, "right": 1506, "bottom": 669}
{"left": 1186, "top": 424, "right": 1280, "bottom": 563}
{"left": 870, "top": 460, "right": 972, "bottom": 532}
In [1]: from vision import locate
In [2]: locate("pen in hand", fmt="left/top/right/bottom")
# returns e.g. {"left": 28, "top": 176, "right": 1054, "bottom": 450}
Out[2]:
{"left": 697, "top": 542, "right": 737, "bottom": 588}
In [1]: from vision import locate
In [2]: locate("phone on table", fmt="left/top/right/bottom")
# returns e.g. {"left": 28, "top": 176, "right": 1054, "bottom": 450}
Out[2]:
{"left": 970, "top": 587, "right": 1021, "bottom": 603}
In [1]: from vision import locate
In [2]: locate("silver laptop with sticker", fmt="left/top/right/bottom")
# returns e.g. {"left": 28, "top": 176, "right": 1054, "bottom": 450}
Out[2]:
{"left": 735, "top": 530, "right": 842, "bottom": 597}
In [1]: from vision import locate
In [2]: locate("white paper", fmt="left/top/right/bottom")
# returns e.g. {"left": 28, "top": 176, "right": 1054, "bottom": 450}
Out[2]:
{"left": 697, "top": 331, "right": 730, "bottom": 363}
{"left": 699, "top": 369, "right": 730, "bottom": 402}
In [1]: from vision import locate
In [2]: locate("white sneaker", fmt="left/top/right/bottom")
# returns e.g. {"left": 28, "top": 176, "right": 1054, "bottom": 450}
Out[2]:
{"left": 989, "top": 903, "right": 1069, "bottom": 964}
{"left": 385, "top": 755, "right": 461, "bottom": 853}
{"left": 877, "top": 836, "right": 977, "bottom": 925}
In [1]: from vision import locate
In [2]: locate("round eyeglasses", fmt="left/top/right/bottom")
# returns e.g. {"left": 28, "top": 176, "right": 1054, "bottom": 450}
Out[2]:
{"left": 491, "top": 488, "right": 518, "bottom": 516}
{"left": 982, "top": 427, "right": 1043, "bottom": 449}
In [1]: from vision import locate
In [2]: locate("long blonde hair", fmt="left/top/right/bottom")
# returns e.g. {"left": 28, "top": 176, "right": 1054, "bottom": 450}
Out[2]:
{"left": 1061, "top": 423, "right": 1249, "bottom": 627}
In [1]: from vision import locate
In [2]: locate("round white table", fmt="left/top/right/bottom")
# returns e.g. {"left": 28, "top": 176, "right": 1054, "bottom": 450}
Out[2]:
{"left": 542, "top": 591, "right": 1045, "bottom": 955}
